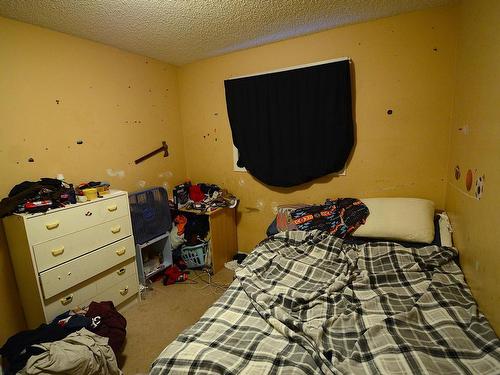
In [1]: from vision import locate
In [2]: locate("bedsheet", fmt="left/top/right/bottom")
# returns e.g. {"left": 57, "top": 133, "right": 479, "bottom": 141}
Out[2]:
{"left": 151, "top": 230, "right": 500, "bottom": 374}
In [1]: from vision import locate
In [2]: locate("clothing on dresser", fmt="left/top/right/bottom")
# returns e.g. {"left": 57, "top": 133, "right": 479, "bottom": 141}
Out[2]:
{"left": 18, "top": 328, "right": 121, "bottom": 375}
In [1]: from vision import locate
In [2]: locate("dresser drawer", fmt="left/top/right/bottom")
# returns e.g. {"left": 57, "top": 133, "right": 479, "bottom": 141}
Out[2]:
{"left": 26, "top": 194, "right": 129, "bottom": 245}
{"left": 97, "top": 260, "right": 137, "bottom": 293}
{"left": 42, "top": 259, "right": 137, "bottom": 322}
{"left": 39, "top": 236, "right": 135, "bottom": 299}
{"left": 44, "top": 278, "right": 98, "bottom": 321}
{"left": 33, "top": 216, "right": 132, "bottom": 272}
{"left": 95, "top": 274, "right": 139, "bottom": 307}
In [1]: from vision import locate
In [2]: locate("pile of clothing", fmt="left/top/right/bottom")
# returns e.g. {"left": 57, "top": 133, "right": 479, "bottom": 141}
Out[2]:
{"left": 168, "top": 212, "right": 210, "bottom": 273}
{"left": 0, "top": 178, "right": 76, "bottom": 218}
{"left": 266, "top": 198, "right": 370, "bottom": 238}
{"left": 0, "top": 301, "right": 126, "bottom": 375}
{"left": 173, "top": 182, "right": 238, "bottom": 212}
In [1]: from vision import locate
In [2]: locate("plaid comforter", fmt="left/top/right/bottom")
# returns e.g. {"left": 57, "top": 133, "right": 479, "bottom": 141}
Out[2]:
{"left": 151, "top": 230, "right": 500, "bottom": 374}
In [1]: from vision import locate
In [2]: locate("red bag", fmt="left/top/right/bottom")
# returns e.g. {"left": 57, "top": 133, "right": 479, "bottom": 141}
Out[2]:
{"left": 189, "top": 185, "right": 205, "bottom": 202}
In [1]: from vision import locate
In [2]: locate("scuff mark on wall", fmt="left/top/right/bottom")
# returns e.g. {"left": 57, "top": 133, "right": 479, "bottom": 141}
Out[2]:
{"left": 255, "top": 200, "right": 265, "bottom": 210}
{"left": 244, "top": 207, "right": 260, "bottom": 213}
{"left": 158, "top": 171, "right": 173, "bottom": 179}
{"left": 137, "top": 180, "right": 146, "bottom": 188}
{"left": 106, "top": 168, "right": 125, "bottom": 178}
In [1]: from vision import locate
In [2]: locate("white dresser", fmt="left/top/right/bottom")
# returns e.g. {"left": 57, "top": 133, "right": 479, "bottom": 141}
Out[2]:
{"left": 3, "top": 190, "right": 139, "bottom": 329}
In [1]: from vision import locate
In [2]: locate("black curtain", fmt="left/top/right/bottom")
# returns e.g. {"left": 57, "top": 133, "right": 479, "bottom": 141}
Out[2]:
{"left": 224, "top": 60, "right": 353, "bottom": 187}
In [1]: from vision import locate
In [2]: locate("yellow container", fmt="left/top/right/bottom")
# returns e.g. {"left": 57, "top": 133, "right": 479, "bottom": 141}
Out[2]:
{"left": 82, "top": 188, "right": 98, "bottom": 201}
{"left": 96, "top": 185, "right": 110, "bottom": 195}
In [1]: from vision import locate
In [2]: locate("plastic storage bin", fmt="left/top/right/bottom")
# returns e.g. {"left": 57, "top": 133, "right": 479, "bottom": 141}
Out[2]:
{"left": 129, "top": 187, "right": 172, "bottom": 245}
{"left": 181, "top": 242, "right": 208, "bottom": 269}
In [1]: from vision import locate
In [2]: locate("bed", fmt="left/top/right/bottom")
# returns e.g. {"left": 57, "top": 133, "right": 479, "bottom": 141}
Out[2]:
{"left": 150, "top": 203, "right": 500, "bottom": 374}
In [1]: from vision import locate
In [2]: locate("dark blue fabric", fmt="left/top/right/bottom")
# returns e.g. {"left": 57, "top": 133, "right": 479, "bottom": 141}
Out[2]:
{"left": 225, "top": 60, "right": 353, "bottom": 187}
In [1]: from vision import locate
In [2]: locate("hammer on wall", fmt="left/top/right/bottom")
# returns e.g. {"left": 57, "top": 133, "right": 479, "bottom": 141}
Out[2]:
{"left": 134, "top": 141, "right": 169, "bottom": 164}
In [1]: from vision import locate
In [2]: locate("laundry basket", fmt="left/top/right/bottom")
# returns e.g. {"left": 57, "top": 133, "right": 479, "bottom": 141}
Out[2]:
{"left": 181, "top": 242, "right": 208, "bottom": 269}
{"left": 129, "top": 187, "right": 172, "bottom": 245}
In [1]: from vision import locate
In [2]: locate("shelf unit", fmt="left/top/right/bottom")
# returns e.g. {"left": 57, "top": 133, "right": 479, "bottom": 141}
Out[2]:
{"left": 135, "top": 232, "right": 172, "bottom": 285}
{"left": 128, "top": 187, "right": 172, "bottom": 286}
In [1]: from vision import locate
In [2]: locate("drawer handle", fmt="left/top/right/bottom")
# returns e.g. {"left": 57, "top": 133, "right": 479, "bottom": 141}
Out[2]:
{"left": 60, "top": 294, "right": 74, "bottom": 305}
{"left": 117, "top": 268, "right": 126, "bottom": 276}
{"left": 116, "top": 247, "right": 126, "bottom": 256}
{"left": 45, "top": 221, "right": 60, "bottom": 230}
{"left": 111, "top": 226, "right": 121, "bottom": 234}
{"left": 120, "top": 286, "right": 129, "bottom": 296}
{"left": 51, "top": 246, "right": 65, "bottom": 256}
{"left": 107, "top": 205, "right": 118, "bottom": 212}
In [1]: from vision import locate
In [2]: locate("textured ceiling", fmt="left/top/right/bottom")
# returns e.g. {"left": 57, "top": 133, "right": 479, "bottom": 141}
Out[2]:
{"left": 0, "top": 0, "right": 454, "bottom": 66}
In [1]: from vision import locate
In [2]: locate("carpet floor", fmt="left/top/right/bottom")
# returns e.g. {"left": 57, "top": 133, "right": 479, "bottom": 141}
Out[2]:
{"left": 118, "top": 268, "right": 235, "bottom": 375}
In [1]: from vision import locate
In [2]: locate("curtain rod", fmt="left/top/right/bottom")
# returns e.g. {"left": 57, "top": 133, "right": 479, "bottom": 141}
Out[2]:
{"left": 227, "top": 56, "right": 351, "bottom": 81}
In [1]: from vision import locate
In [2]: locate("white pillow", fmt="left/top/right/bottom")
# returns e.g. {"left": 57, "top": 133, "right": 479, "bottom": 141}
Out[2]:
{"left": 353, "top": 198, "right": 435, "bottom": 244}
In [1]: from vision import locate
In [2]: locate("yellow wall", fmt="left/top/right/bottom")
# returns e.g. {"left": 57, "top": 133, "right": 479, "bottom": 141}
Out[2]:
{"left": 445, "top": 0, "right": 500, "bottom": 333}
{"left": 178, "top": 6, "right": 458, "bottom": 251}
{"left": 4, "top": 2, "right": 495, "bottom": 344}
{"left": 0, "top": 17, "right": 187, "bottom": 342}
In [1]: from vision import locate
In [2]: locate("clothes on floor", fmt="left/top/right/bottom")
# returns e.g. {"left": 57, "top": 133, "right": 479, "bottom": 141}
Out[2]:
{"left": 162, "top": 264, "right": 189, "bottom": 285}
{"left": 0, "top": 324, "right": 67, "bottom": 374}
{"left": 1, "top": 302, "right": 127, "bottom": 374}
{"left": 0, "top": 308, "right": 93, "bottom": 375}
{"left": 85, "top": 301, "right": 127, "bottom": 356}
{"left": 52, "top": 310, "right": 92, "bottom": 331}
{"left": 18, "top": 328, "right": 121, "bottom": 375}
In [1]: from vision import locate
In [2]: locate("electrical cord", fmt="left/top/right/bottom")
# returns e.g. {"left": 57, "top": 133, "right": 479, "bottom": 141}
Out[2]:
{"left": 187, "top": 269, "right": 232, "bottom": 294}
